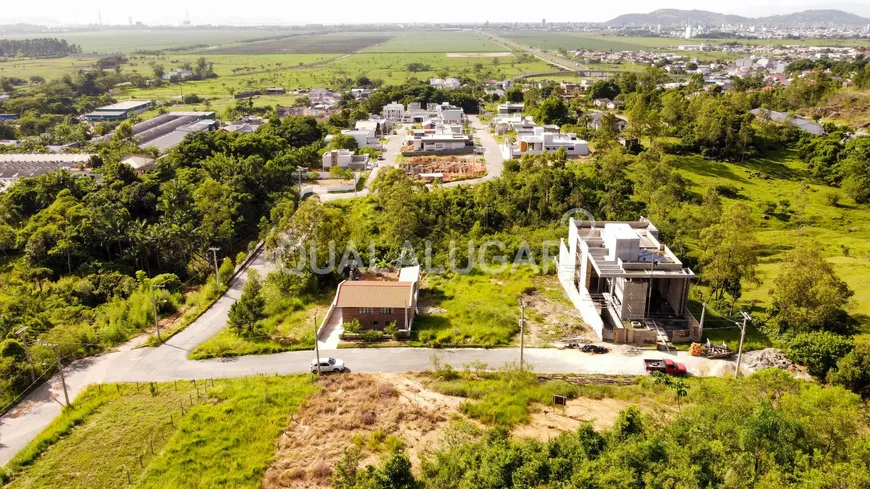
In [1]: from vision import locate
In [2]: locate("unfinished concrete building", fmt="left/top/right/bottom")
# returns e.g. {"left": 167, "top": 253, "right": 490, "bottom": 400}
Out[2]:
{"left": 559, "top": 218, "right": 700, "bottom": 346}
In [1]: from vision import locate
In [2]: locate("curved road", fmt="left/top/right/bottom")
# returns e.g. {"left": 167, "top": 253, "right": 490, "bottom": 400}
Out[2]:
{"left": 0, "top": 247, "right": 737, "bottom": 466}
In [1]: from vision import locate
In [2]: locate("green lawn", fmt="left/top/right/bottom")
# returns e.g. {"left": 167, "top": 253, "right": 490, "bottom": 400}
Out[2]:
{"left": 189, "top": 288, "right": 333, "bottom": 360}
{"left": 1, "top": 376, "right": 316, "bottom": 489}
{"left": 672, "top": 149, "right": 870, "bottom": 335}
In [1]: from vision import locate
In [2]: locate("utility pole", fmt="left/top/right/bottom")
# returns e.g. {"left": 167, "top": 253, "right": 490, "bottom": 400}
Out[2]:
{"left": 734, "top": 312, "right": 751, "bottom": 379}
{"left": 208, "top": 247, "right": 221, "bottom": 292}
{"left": 518, "top": 299, "right": 526, "bottom": 371}
{"left": 15, "top": 327, "right": 36, "bottom": 383}
{"left": 42, "top": 342, "right": 70, "bottom": 407}
{"left": 150, "top": 283, "right": 165, "bottom": 343}
{"left": 313, "top": 314, "right": 321, "bottom": 376}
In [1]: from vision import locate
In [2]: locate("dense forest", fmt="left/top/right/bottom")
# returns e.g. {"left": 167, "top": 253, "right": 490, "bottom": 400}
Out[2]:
{"left": 0, "top": 38, "right": 82, "bottom": 58}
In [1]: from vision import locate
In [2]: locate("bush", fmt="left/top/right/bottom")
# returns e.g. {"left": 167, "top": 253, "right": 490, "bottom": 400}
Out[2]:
{"left": 384, "top": 321, "right": 399, "bottom": 340}
{"left": 343, "top": 319, "right": 361, "bottom": 334}
{"left": 361, "top": 330, "right": 383, "bottom": 342}
{"left": 823, "top": 188, "right": 841, "bottom": 206}
{"left": 786, "top": 331, "right": 854, "bottom": 378}
{"left": 218, "top": 257, "right": 234, "bottom": 288}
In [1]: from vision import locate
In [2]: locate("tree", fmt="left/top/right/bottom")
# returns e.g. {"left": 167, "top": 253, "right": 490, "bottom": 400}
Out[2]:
{"left": 330, "top": 134, "right": 359, "bottom": 150}
{"left": 786, "top": 331, "right": 854, "bottom": 378}
{"left": 504, "top": 88, "right": 524, "bottom": 103}
{"left": 218, "top": 257, "right": 234, "bottom": 288}
{"left": 227, "top": 269, "right": 265, "bottom": 338}
{"left": 770, "top": 244, "right": 853, "bottom": 334}
{"left": 535, "top": 97, "right": 570, "bottom": 125}
{"left": 151, "top": 63, "right": 165, "bottom": 80}
{"left": 829, "top": 338, "right": 870, "bottom": 398}
{"left": 699, "top": 203, "right": 759, "bottom": 308}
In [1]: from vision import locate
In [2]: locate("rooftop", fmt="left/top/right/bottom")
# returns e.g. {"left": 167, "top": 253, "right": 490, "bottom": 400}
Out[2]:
{"left": 97, "top": 100, "right": 151, "bottom": 111}
{"left": 335, "top": 281, "right": 414, "bottom": 309}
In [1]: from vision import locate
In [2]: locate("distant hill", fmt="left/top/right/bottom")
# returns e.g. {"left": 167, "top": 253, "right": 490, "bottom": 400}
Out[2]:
{"left": 606, "top": 9, "right": 749, "bottom": 27}
{"left": 606, "top": 8, "right": 870, "bottom": 26}
{"left": 756, "top": 9, "right": 870, "bottom": 26}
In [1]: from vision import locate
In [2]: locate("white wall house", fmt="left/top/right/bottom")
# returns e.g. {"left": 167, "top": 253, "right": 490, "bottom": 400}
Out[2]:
{"left": 322, "top": 149, "right": 369, "bottom": 170}
{"left": 502, "top": 127, "right": 589, "bottom": 159}
{"left": 340, "top": 129, "right": 377, "bottom": 148}
{"left": 433, "top": 103, "right": 464, "bottom": 124}
{"left": 497, "top": 103, "right": 524, "bottom": 115}
{"left": 410, "top": 134, "right": 470, "bottom": 152}
{"left": 382, "top": 102, "right": 405, "bottom": 121}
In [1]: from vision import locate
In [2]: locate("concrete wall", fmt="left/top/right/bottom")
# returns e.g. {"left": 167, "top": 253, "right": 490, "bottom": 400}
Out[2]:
{"left": 620, "top": 279, "right": 648, "bottom": 320}
{"left": 341, "top": 307, "right": 412, "bottom": 331}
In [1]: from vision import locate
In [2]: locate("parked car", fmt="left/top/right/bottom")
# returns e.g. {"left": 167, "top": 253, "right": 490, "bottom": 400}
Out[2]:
{"left": 644, "top": 358, "right": 686, "bottom": 376}
{"left": 311, "top": 357, "right": 345, "bottom": 373}
{"left": 378, "top": 155, "right": 385, "bottom": 160}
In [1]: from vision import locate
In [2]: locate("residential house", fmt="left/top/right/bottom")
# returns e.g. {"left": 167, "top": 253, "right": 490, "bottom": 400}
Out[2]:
{"left": 382, "top": 102, "right": 405, "bottom": 122}
{"left": 750, "top": 108, "right": 824, "bottom": 135}
{"left": 502, "top": 126, "right": 589, "bottom": 159}
{"left": 322, "top": 149, "right": 370, "bottom": 170}
{"left": 351, "top": 88, "right": 373, "bottom": 99}
{"left": 497, "top": 103, "right": 524, "bottom": 115}
{"left": 162, "top": 68, "right": 193, "bottom": 81}
{"left": 120, "top": 154, "right": 156, "bottom": 173}
{"left": 593, "top": 98, "right": 612, "bottom": 108}
{"left": 265, "top": 87, "right": 286, "bottom": 95}
{"left": 558, "top": 218, "right": 698, "bottom": 344}
{"left": 407, "top": 133, "right": 471, "bottom": 153}
{"left": 430, "top": 78, "right": 461, "bottom": 89}
{"left": 490, "top": 114, "right": 536, "bottom": 135}
{"left": 433, "top": 102, "right": 464, "bottom": 124}
{"left": 355, "top": 117, "right": 391, "bottom": 138}
{"left": 587, "top": 112, "right": 628, "bottom": 132}
{"left": 334, "top": 267, "right": 420, "bottom": 331}
{"left": 0, "top": 93, "right": 8, "bottom": 102}
{"left": 340, "top": 129, "right": 378, "bottom": 148}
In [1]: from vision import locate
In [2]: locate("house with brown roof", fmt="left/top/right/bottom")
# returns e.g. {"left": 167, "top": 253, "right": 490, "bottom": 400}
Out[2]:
{"left": 334, "top": 266, "right": 420, "bottom": 331}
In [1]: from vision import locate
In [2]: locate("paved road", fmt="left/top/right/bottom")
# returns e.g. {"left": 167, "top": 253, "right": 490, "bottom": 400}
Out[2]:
{"left": 0, "top": 245, "right": 737, "bottom": 465}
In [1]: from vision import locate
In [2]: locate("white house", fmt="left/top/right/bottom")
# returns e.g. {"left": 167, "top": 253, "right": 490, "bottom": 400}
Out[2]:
{"left": 430, "top": 78, "right": 461, "bottom": 89}
{"left": 497, "top": 103, "right": 524, "bottom": 115}
{"left": 382, "top": 102, "right": 404, "bottom": 122}
{"left": 503, "top": 126, "right": 589, "bottom": 159}
{"left": 340, "top": 129, "right": 377, "bottom": 148}
{"left": 433, "top": 103, "right": 464, "bottom": 124}
{"left": 410, "top": 133, "right": 470, "bottom": 152}
{"left": 322, "top": 149, "right": 369, "bottom": 170}
{"left": 163, "top": 68, "right": 193, "bottom": 81}
{"left": 587, "top": 112, "right": 627, "bottom": 132}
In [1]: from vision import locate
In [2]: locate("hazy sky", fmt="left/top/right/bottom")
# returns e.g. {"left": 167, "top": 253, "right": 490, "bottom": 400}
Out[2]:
{"left": 4, "top": 0, "right": 870, "bottom": 26}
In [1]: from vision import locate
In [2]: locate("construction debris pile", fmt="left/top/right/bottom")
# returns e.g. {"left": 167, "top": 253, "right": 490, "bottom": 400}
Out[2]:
{"left": 741, "top": 348, "right": 794, "bottom": 370}
{"left": 403, "top": 155, "right": 485, "bottom": 182}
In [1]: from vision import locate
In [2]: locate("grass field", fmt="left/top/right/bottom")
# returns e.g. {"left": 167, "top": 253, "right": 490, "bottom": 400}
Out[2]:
{"left": 201, "top": 32, "right": 395, "bottom": 55}
{"left": 1, "top": 377, "right": 316, "bottom": 488}
{"left": 415, "top": 267, "right": 570, "bottom": 347}
{"left": 365, "top": 31, "right": 506, "bottom": 53}
{"left": 672, "top": 149, "right": 870, "bottom": 334}
{"left": 0, "top": 29, "right": 307, "bottom": 54}
{"left": 497, "top": 32, "right": 870, "bottom": 52}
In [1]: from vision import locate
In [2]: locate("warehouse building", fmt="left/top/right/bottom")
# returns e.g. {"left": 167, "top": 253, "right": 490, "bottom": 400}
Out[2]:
{"left": 83, "top": 100, "right": 153, "bottom": 122}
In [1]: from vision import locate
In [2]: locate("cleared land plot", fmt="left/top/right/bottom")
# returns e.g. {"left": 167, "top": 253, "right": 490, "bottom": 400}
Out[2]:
{"left": 414, "top": 267, "right": 579, "bottom": 347}
{"left": 0, "top": 55, "right": 106, "bottom": 80}
{"left": 0, "top": 29, "right": 304, "bottom": 53}
{"left": 365, "top": 31, "right": 507, "bottom": 53}
{"left": 447, "top": 52, "right": 511, "bottom": 57}
{"left": 1, "top": 377, "right": 316, "bottom": 489}
{"left": 201, "top": 32, "right": 395, "bottom": 55}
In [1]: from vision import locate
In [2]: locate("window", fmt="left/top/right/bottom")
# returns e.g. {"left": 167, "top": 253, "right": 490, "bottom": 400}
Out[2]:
{"left": 381, "top": 308, "right": 394, "bottom": 314}
{"left": 360, "top": 307, "right": 374, "bottom": 314}
{"left": 371, "top": 320, "right": 379, "bottom": 326}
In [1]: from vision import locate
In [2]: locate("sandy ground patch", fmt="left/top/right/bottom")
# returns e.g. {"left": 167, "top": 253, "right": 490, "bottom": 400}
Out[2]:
{"left": 446, "top": 52, "right": 512, "bottom": 57}
{"left": 514, "top": 397, "right": 649, "bottom": 442}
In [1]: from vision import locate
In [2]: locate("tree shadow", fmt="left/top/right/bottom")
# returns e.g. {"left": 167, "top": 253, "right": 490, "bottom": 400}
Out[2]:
{"left": 677, "top": 155, "right": 745, "bottom": 183}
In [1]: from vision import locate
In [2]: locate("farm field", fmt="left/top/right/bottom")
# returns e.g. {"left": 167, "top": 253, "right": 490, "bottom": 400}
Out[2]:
{"left": 0, "top": 28, "right": 306, "bottom": 53}
{"left": 0, "top": 377, "right": 316, "bottom": 489}
{"left": 0, "top": 55, "right": 108, "bottom": 79}
{"left": 672, "top": 149, "right": 870, "bottom": 332}
{"left": 200, "top": 32, "right": 396, "bottom": 55}
{"left": 497, "top": 31, "right": 870, "bottom": 52}
{"left": 365, "top": 31, "right": 507, "bottom": 53}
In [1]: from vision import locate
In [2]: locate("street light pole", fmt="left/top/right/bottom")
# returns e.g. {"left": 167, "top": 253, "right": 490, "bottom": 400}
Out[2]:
{"left": 150, "top": 283, "right": 165, "bottom": 343}
{"left": 208, "top": 247, "right": 221, "bottom": 292}
{"left": 734, "top": 312, "right": 751, "bottom": 379}
{"left": 313, "top": 314, "right": 321, "bottom": 376}
{"left": 42, "top": 342, "right": 70, "bottom": 407}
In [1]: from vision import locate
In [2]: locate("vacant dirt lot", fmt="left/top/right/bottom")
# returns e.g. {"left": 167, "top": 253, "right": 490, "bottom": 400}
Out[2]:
{"left": 263, "top": 373, "right": 654, "bottom": 488}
